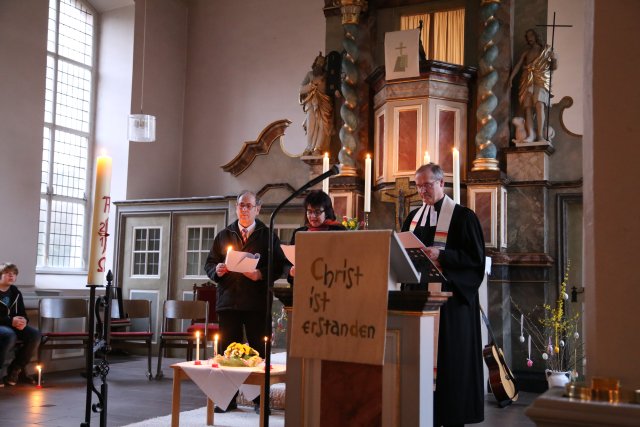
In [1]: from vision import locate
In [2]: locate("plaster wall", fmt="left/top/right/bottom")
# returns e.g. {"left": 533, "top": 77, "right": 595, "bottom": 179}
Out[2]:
{"left": 179, "top": 0, "right": 326, "bottom": 197}
{"left": 0, "top": 0, "right": 48, "bottom": 286}
{"left": 584, "top": 0, "right": 640, "bottom": 388}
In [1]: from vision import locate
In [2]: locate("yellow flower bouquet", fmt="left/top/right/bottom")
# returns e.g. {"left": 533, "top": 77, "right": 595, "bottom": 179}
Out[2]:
{"left": 212, "top": 342, "right": 262, "bottom": 367}
{"left": 341, "top": 216, "right": 364, "bottom": 230}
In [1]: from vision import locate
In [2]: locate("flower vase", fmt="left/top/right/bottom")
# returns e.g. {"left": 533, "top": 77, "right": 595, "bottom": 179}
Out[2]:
{"left": 545, "top": 369, "right": 571, "bottom": 388}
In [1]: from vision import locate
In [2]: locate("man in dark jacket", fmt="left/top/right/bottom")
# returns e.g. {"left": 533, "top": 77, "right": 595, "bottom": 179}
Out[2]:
{"left": 204, "top": 191, "right": 286, "bottom": 412}
{"left": 0, "top": 263, "right": 41, "bottom": 386}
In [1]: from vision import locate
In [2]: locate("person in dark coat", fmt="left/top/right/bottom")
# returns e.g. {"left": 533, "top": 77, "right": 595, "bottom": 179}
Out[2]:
{"left": 401, "top": 164, "right": 485, "bottom": 427}
{"left": 287, "top": 190, "right": 345, "bottom": 284}
{"left": 204, "top": 190, "right": 286, "bottom": 413}
{"left": 0, "top": 263, "right": 41, "bottom": 386}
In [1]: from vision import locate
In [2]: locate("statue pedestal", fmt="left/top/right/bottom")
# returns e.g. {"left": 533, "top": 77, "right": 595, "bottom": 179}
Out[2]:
{"left": 504, "top": 144, "right": 555, "bottom": 182}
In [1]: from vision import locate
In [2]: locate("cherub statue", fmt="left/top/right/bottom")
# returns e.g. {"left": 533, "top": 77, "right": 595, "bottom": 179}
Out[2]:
{"left": 508, "top": 29, "right": 557, "bottom": 143}
{"left": 299, "top": 52, "right": 333, "bottom": 156}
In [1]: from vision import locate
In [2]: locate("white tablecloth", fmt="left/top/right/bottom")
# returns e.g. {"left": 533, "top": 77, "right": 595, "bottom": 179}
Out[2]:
{"left": 178, "top": 361, "right": 286, "bottom": 410}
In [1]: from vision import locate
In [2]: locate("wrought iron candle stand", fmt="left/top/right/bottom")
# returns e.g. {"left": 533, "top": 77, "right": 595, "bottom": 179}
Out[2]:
{"left": 81, "top": 270, "right": 113, "bottom": 427}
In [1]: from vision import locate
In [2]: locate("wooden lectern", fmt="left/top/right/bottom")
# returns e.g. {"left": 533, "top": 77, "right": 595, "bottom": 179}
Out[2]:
{"left": 276, "top": 230, "right": 450, "bottom": 427}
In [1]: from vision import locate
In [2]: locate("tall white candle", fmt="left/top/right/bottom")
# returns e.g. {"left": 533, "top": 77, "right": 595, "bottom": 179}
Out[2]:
{"left": 452, "top": 148, "right": 460, "bottom": 204}
{"left": 264, "top": 336, "right": 268, "bottom": 357}
{"left": 87, "top": 155, "right": 112, "bottom": 285}
{"left": 322, "top": 152, "right": 329, "bottom": 194}
{"left": 423, "top": 150, "right": 431, "bottom": 165}
{"left": 225, "top": 245, "right": 232, "bottom": 265}
{"left": 364, "top": 154, "right": 371, "bottom": 212}
{"left": 214, "top": 334, "right": 219, "bottom": 357}
{"left": 520, "top": 314, "right": 524, "bottom": 336}
{"left": 37, "top": 365, "right": 42, "bottom": 388}
{"left": 195, "top": 331, "right": 200, "bottom": 361}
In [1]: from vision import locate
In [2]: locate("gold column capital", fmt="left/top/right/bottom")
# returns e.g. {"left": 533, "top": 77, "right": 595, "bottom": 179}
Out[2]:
{"left": 339, "top": 0, "right": 367, "bottom": 25}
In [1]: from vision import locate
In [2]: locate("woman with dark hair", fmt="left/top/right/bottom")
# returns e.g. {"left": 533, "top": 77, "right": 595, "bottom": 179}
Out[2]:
{"left": 288, "top": 190, "right": 345, "bottom": 282}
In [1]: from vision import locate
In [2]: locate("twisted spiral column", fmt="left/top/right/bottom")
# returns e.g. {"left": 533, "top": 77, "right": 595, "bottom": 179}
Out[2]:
{"left": 473, "top": 0, "right": 501, "bottom": 171}
{"left": 338, "top": 23, "right": 359, "bottom": 175}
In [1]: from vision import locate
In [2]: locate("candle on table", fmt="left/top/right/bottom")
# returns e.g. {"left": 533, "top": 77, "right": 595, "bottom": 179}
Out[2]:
{"left": 214, "top": 334, "right": 219, "bottom": 357}
{"left": 423, "top": 150, "right": 430, "bottom": 165}
{"left": 452, "top": 148, "right": 460, "bottom": 204}
{"left": 364, "top": 154, "right": 371, "bottom": 212}
{"left": 37, "top": 365, "right": 42, "bottom": 388}
{"left": 263, "top": 336, "right": 268, "bottom": 358}
{"left": 322, "top": 152, "right": 329, "bottom": 194}
{"left": 87, "top": 154, "right": 112, "bottom": 286}
{"left": 195, "top": 331, "right": 201, "bottom": 363}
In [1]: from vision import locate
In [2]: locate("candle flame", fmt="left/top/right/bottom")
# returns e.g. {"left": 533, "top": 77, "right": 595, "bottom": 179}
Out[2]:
{"left": 264, "top": 336, "right": 268, "bottom": 342}
{"left": 453, "top": 147, "right": 459, "bottom": 154}
{"left": 366, "top": 153, "right": 371, "bottom": 160}
{"left": 227, "top": 245, "right": 232, "bottom": 253}
{"left": 37, "top": 365, "right": 42, "bottom": 371}
{"left": 196, "top": 331, "right": 200, "bottom": 338}
{"left": 324, "top": 152, "right": 329, "bottom": 158}
{"left": 214, "top": 333, "right": 219, "bottom": 340}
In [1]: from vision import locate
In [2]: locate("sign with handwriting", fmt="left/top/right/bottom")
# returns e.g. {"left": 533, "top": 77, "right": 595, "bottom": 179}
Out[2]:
{"left": 290, "top": 230, "right": 390, "bottom": 365}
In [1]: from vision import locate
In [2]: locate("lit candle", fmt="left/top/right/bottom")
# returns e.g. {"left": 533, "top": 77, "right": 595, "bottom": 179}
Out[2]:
{"left": 263, "top": 336, "right": 268, "bottom": 358}
{"left": 214, "top": 333, "right": 219, "bottom": 357}
{"left": 322, "top": 152, "right": 330, "bottom": 194}
{"left": 87, "top": 154, "right": 112, "bottom": 285}
{"left": 452, "top": 148, "right": 460, "bottom": 204}
{"left": 224, "top": 245, "right": 232, "bottom": 265}
{"left": 37, "top": 365, "right": 42, "bottom": 388}
{"left": 364, "top": 154, "right": 371, "bottom": 212}
{"left": 423, "top": 150, "right": 431, "bottom": 165}
{"left": 195, "top": 331, "right": 201, "bottom": 362}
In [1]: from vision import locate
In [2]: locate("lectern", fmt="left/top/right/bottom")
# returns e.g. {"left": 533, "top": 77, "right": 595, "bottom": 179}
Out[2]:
{"left": 277, "top": 230, "right": 450, "bottom": 427}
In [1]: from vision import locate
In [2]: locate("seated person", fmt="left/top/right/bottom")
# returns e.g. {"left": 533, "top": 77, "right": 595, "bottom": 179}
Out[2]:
{"left": 288, "top": 190, "right": 345, "bottom": 282}
{"left": 0, "top": 263, "right": 41, "bottom": 386}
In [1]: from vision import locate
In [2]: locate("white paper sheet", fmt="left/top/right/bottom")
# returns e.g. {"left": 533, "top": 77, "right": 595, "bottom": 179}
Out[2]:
{"left": 224, "top": 249, "right": 260, "bottom": 273}
{"left": 396, "top": 231, "right": 427, "bottom": 249}
{"left": 281, "top": 244, "right": 295, "bottom": 265}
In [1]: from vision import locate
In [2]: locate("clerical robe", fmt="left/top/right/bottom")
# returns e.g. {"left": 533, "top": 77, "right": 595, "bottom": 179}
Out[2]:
{"left": 402, "top": 197, "right": 485, "bottom": 426}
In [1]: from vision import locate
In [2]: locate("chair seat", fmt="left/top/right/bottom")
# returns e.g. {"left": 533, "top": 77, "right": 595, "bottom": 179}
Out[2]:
{"left": 160, "top": 331, "right": 193, "bottom": 337}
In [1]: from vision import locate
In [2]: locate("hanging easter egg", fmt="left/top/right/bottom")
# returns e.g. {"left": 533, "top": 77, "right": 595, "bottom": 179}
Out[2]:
{"left": 572, "top": 369, "right": 579, "bottom": 379}
{"left": 560, "top": 340, "right": 565, "bottom": 347}
{"left": 562, "top": 292, "right": 569, "bottom": 300}
{"left": 574, "top": 331, "right": 580, "bottom": 339}
{"left": 554, "top": 345, "right": 560, "bottom": 354}
{"left": 519, "top": 335, "right": 525, "bottom": 343}
{"left": 542, "top": 352, "right": 549, "bottom": 360}
{"left": 527, "top": 359, "right": 533, "bottom": 368}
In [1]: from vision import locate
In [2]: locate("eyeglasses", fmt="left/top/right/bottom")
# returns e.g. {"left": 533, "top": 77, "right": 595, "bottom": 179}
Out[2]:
{"left": 237, "top": 203, "right": 256, "bottom": 211}
{"left": 306, "top": 209, "right": 325, "bottom": 217}
{"left": 416, "top": 179, "right": 442, "bottom": 190}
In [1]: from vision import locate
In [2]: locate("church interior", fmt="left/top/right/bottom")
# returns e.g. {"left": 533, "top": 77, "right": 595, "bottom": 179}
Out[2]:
{"left": 1, "top": 0, "right": 639, "bottom": 425}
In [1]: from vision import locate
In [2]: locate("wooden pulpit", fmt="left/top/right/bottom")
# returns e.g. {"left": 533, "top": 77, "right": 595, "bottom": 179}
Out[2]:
{"left": 278, "top": 230, "right": 450, "bottom": 427}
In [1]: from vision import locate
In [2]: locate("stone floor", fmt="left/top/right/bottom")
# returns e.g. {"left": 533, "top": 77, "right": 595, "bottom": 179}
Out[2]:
{"left": 0, "top": 355, "right": 538, "bottom": 426}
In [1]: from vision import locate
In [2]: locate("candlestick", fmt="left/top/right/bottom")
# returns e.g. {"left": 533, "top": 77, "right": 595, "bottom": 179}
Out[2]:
{"left": 195, "top": 331, "right": 200, "bottom": 362}
{"left": 423, "top": 150, "right": 430, "bottom": 165}
{"left": 364, "top": 154, "right": 371, "bottom": 212}
{"left": 37, "top": 365, "right": 42, "bottom": 388}
{"left": 452, "top": 148, "right": 460, "bottom": 204}
{"left": 322, "top": 152, "right": 329, "bottom": 194}
{"left": 87, "top": 154, "right": 112, "bottom": 286}
{"left": 214, "top": 334, "right": 219, "bottom": 357}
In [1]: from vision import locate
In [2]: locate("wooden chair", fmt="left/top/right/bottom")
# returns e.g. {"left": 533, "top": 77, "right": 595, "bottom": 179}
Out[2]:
{"left": 38, "top": 298, "right": 90, "bottom": 364}
{"left": 109, "top": 299, "right": 154, "bottom": 380}
{"left": 155, "top": 300, "right": 208, "bottom": 379}
{"left": 187, "top": 282, "right": 220, "bottom": 342}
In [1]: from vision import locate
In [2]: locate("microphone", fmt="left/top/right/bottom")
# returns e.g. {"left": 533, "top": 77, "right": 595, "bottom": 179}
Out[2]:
{"left": 262, "top": 163, "right": 340, "bottom": 427}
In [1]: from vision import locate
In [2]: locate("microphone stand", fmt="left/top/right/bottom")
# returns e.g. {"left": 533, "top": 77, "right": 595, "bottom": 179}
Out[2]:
{"left": 263, "top": 165, "right": 340, "bottom": 427}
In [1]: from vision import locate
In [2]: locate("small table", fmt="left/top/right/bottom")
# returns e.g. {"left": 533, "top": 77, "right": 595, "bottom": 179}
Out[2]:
{"left": 170, "top": 362, "right": 286, "bottom": 427}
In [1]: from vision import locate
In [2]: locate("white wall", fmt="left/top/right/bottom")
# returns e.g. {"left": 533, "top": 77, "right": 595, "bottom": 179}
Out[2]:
{"left": 179, "top": 0, "right": 326, "bottom": 196}
{"left": 548, "top": 0, "right": 585, "bottom": 135}
{"left": 0, "top": 0, "right": 48, "bottom": 286}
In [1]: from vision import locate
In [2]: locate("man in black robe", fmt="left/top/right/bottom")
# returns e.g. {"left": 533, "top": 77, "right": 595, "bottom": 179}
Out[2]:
{"left": 401, "top": 163, "right": 485, "bottom": 426}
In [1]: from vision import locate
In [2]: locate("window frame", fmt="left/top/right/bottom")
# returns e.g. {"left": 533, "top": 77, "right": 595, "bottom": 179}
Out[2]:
{"left": 37, "top": 0, "right": 99, "bottom": 272}
{"left": 131, "top": 226, "right": 162, "bottom": 278}
{"left": 183, "top": 225, "right": 217, "bottom": 279}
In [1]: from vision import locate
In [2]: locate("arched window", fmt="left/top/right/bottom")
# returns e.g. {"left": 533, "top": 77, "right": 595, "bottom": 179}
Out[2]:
{"left": 38, "top": 0, "right": 96, "bottom": 269}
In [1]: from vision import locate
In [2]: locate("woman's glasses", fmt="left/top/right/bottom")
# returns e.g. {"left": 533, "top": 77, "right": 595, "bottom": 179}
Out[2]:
{"left": 306, "top": 209, "right": 325, "bottom": 217}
